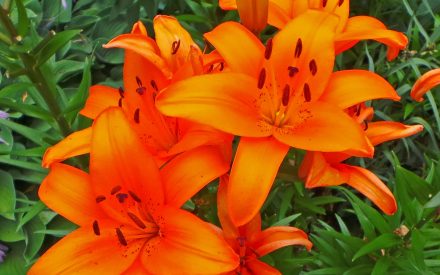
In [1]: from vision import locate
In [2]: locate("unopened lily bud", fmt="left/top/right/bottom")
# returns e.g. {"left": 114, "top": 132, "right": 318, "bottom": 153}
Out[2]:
{"left": 236, "top": 0, "right": 269, "bottom": 34}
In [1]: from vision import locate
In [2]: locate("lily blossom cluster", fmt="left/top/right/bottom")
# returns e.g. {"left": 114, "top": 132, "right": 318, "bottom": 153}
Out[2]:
{"left": 34, "top": 1, "right": 423, "bottom": 273}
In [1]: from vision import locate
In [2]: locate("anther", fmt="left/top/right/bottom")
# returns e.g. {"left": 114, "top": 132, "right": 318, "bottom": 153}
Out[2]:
{"left": 219, "top": 62, "right": 224, "bottom": 71}
{"left": 322, "top": 0, "right": 328, "bottom": 7}
{"left": 95, "top": 195, "right": 106, "bottom": 203}
{"left": 282, "top": 84, "right": 290, "bottom": 106}
{"left": 309, "top": 60, "right": 317, "bottom": 76}
{"left": 303, "top": 83, "right": 311, "bottom": 102}
{"left": 288, "top": 66, "right": 299, "bottom": 77}
{"left": 111, "top": 185, "right": 122, "bottom": 195}
{"left": 119, "top": 87, "right": 124, "bottom": 98}
{"left": 294, "top": 38, "right": 303, "bottom": 58}
{"left": 150, "top": 80, "right": 158, "bottom": 91}
{"left": 338, "top": 0, "right": 344, "bottom": 6}
{"left": 171, "top": 40, "right": 181, "bottom": 55}
{"left": 116, "top": 228, "right": 128, "bottom": 246}
{"left": 258, "top": 68, "right": 266, "bottom": 89}
{"left": 93, "top": 220, "right": 100, "bottom": 236}
{"left": 116, "top": 193, "right": 128, "bottom": 203}
{"left": 363, "top": 120, "right": 369, "bottom": 130}
{"left": 134, "top": 108, "right": 140, "bottom": 124}
{"left": 356, "top": 105, "right": 361, "bottom": 116}
{"left": 127, "top": 212, "right": 147, "bottom": 229}
{"left": 264, "top": 38, "right": 273, "bottom": 60}
{"left": 128, "top": 191, "right": 141, "bottom": 203}
{"left": 118, "top": 98, "right": 123, "bottom": 107}
{"left": 207, "top": 64, "right": 214, "bottom": 73}
{"left": 135, "top": 76, "right": 142, "bottom": 87}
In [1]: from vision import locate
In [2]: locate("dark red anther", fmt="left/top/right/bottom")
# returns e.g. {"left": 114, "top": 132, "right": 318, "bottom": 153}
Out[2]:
{"left": 150, "top": 80, "right": 158, "bottom": 92}
{"left": 118, "top": 98, "right": 123, "bottom": 107}
{"left": 136, "top": 87, "right": 146, "bottom": 95}
{"left": 338, "top": 0, "right": 344, "bottom": 6}
{"left": 207, "top": 64, "right": 214, "bottom": 73}
{"left": 237, "top": 236, "right": 246, "bottom": 247}
{"left": 303, "top": 83, "right": 311, "bottom": 102}
{"left": 282, "top": 84, "right": 290, "bottom": 106}
{"left": 258, "top": 68, "right": 266, "bottom": 89}
{"left": 171, "top": 40, "right": 181, "bottom": 55}
{"left": 288, "top": 66, "right": 299, "bottom": 77}
{"left": 356, "top": 105, "right": 361, "bottom": 116}
{"left": 363, "top": 120, "right": 369, "bottom": 130}
{"left": 127, "top": 212, "right": 147, "bottom": 229}
{"left": 116, "top": 228, "right": 128, "bottom": 246}
{"left": 93, "top": 220, "right": 100, "bottom": 236}
{"left": 264, "top": 38, "right": 273, "bottom": 60}
{"left": 95, "top": 195, "right": 106, "bottom": 203}
{"left": 119, "top": 87, "right": 124, "bottom": 98}
{"left": 309, "top": 59, "right": 317, "bottom": 76}
{"left": 135, "top": 76, "right": 142, "bottom": 87}
{"left": 219, "top": 62, "right": 224, "bottom": 71}
{"left": 128, "top": 191, "right": 141, "bottom": 203}
{"left": 116, "top": 193, "right": 128, "bottom": 203}
{"left": 322, "top": 0, "right": 328, "bottom": 7}
{"left": 294, "top": 38, "right": 303, "bottom": 58}
{"left": 134, "top": 108, "right": 140, "bottom": 124}
{"left": 111, "top": 185, "right": 122, "bottom": 195}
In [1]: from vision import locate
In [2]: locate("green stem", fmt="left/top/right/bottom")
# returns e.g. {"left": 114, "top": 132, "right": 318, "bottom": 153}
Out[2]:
{"left": 0, "top": 7, "right": 72, "bottom": 137}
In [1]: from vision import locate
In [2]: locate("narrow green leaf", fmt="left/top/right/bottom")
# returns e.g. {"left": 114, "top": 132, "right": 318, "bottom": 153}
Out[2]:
{"left": 372, "top": 257, "right": 390, "bottom": 275}
{"left": 33, "top": 29, "right": 82, "bottom": 66}
{"left": 0, "top": 118, "right": 51, "bottom": 146}
{"left": 17, "top": 200, "right": 45, "bottom": 229}
{"left": 352, "top": 233, "right": 402, "bottom": 261}
{"left": 63, "top": 57, "right": 91, "bottom": 114}
{"left": 0, "top": 98, "right": 53, "bottom": 121}
{"left": 0, "top": 170, "right": 15, "bottom": 220}
{"left": 15, "top": 0, "right": 29, "bottom": 37}
{"left": 425, "top": 192, "right": 440, "bottom": 208}
{"left": 23, "top": 215, "right": 45, "bottom": 262}
{"left": 272, "top": 213, "right": 301, "bottom": 226}
{"left": 0, "top": 156, "right": 47, "bottom": 173}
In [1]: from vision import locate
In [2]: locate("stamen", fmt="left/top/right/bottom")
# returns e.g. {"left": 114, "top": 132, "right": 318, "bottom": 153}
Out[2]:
{"left": 207, "top": 64, "right": 214, "bottom": 73}
{"left": 116, "top": 228, "right": 128, "bottom": 246}
{"left": 128, "top": 191, "right": 142, "bottom": 203}
{"left": 119, "top": 87, "right": 124, "bottom": 98}
{"left": 118, "top": 98, "right": 123, "bottom": 107}
{"left": 150, "top": 80, "right": 158, "bottom": 92}
{"left": 309, "top": 59, "right": 317, "bottom": 76}
{"left": 303, "top": 83, "right": 311, "bottom": 102}
{"left": 338, "top": 0, "right": 344, "bottom": 6}
{"left": 127, "top": 212, "right": 147, "bottom": 229}
{"left": 282, "top": 84, "right": 290, "bottom": 106}
{"left": 288, "top": 66, "right": 299, "bottom": 77}
{"left": 219, "top": 62, "right": 224, "bottom": 71}
{"left": 135, "top": 76, "right": 142, "bottom": 87}
{"left": 93, "top": 220, "right": 100, "bottom": 236}
{"left": 171, "top": 40, "right": 181, "bottom": 55}
{"left": 111, "top": 185, "right": 122, "bottom": 195}
{"left": 237, "top": 236, "right": 246, "bottom": 247}
{"left": 95, "top": 195, "right": 106, "bottom": 203}
{"left": 363, "top": 120, "right": 369, "bottom": 130}
{"left": 294, "top": 39, "right": 303, "bottom": 58}
{"left": 135, "top": 77, "right": 146, "bottom": 95}
{"left": 258, "top": 68, "right": 266, "bottom": 89}
{"left": 322, "top": 0, "right": 328, "bottom": 7}
{"left": 134, "top": 108, "right": 140, "bottom": 124}
{"left": 264, "top": 38, "right": 273, "bottom": 60}
{"left": 356, "top": 105, "right": 361, "bottom": 116}
{"left": 116, "top": 193, "right": 128, "bottom": 203}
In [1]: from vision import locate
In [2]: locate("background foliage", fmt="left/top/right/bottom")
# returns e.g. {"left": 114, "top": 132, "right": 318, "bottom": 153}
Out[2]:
{"left": 0, "top": 0, "right": 439, "bottom": 274}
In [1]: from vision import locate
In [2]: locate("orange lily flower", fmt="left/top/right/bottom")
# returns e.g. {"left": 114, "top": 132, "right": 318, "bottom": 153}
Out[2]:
{"left": 410, "top": 68, "right": 440, "bottom": 102}
{"left": 219, "top": 0, "right": 407, "bottom": 60}
{"left": 299, "top": 106, "right": 423, "bottom": 215}
{"left": 42, "top": 17, "right": 231, "bottom": 197}
{"left": 30, "top": 108, "right": 239, "bottom": 274}
{"left": 156, "top": 11, "right": 400, "bottom": 226}
{"left": 217, "top": 176, "right": 312, "bottom": 274}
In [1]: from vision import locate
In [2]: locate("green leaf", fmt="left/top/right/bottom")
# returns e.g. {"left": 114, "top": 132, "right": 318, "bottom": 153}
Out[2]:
{"left": 0, "top": 118, "right": 51, "bottom": 146}
{"left": 372, "top": 257, "right": 391, "bottom": 275}
{"left": 0, "top": 217, "right": 24, "bottom": 242}
{"left": 395, "top": 166, "right": 432, "bottom": 203}
{"left": 63, "top": 56, "right": 91, "bottom": 115}
{"left": 33, "top": 29, "right": 82, "bottom": 67}
{"left": 0, "top": 242, "right": 28, "bottom": 275}
{"left": 17, "top": 200, "right": 45, "bottom": 230}
{"left": 0, "top": 156, "right": 47, "bottom": 173}
{"left": 23, "top": 215, "right": 46, "bottom": 262}
{"left": 0, "top": 170, "right": 15, "bottom": 220}
{"left": 0, "top": 98, "right": 53, "bottom": 121}
{"left": 272, "top": 213, "right": 301, "bottom": 226}
{"left": 15, "top": 0, "right": 30, "bottom": 37}
{"left": 352, "top": 233, "right": 403, "bottom": 261}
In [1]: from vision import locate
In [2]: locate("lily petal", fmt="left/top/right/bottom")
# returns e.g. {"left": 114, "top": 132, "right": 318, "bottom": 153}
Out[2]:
{"left": 320, "top": 70, "right": 400, "bottom": 109}
{"left": 335, "top": 16, "right": 408, "bottom": 61}
{"left": 218, "top": 176, "right": 239, "bottom": 240}
{"left": 80, "top": 85, "right": 119, "bottom": 119}
{"left": 28, "top": 224, "right": 142, "bottom": 275}
{"left": 154, "top": 15, "right": 201, "bottom": 73}
{"left": 204, "top": 21, "right": 264, "bottom": 78}
{"left": 141, "top": 206, "right": 239, "bottom": 274}
{"left": 300, "top": 151, "right": 347, "bottom": 188}
{"left": 339, "top": 164, "right": 397, "bottom": 215}
{"left": 156, "top": 73, "right": 272, "bottom": 137}
{"left": 161, "top": 145, "right": 230, "bottom": 208}
{"left": 131, "top": 21, "right": 148, "bottom": 36}
{"left": 90, "top": 108, "right": 164, "bottom": 219}
{"left": 271, "top": 10, "right": 339, "bottom": 100}
{"left": 274, "top": 102, "right": 373, "bottom": 156}
{"left": 219, "top": 0, "right": 237, "bottom": 9}
{"left": 410, "top": 68, "right": 440, "bottom": 102}
{"left": 366, "top": 121, "right": 423, "bottom": 146}
{"left": 236, "top": 0, "right": 269, "bottom": 33}
{"left": 252, "top": 226, "right": 312, "bottom": 256}
{"left": 39, "top": 163, "right": 107, "bottom": 226}
{"left": 246, "top": 258, "right": 281, "bottom": 274}
{"left": 42, "top": 127, "right": 92, "bottom": 168}
{"left": 228, "top": 137, "right": 289, "bottom": 226}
